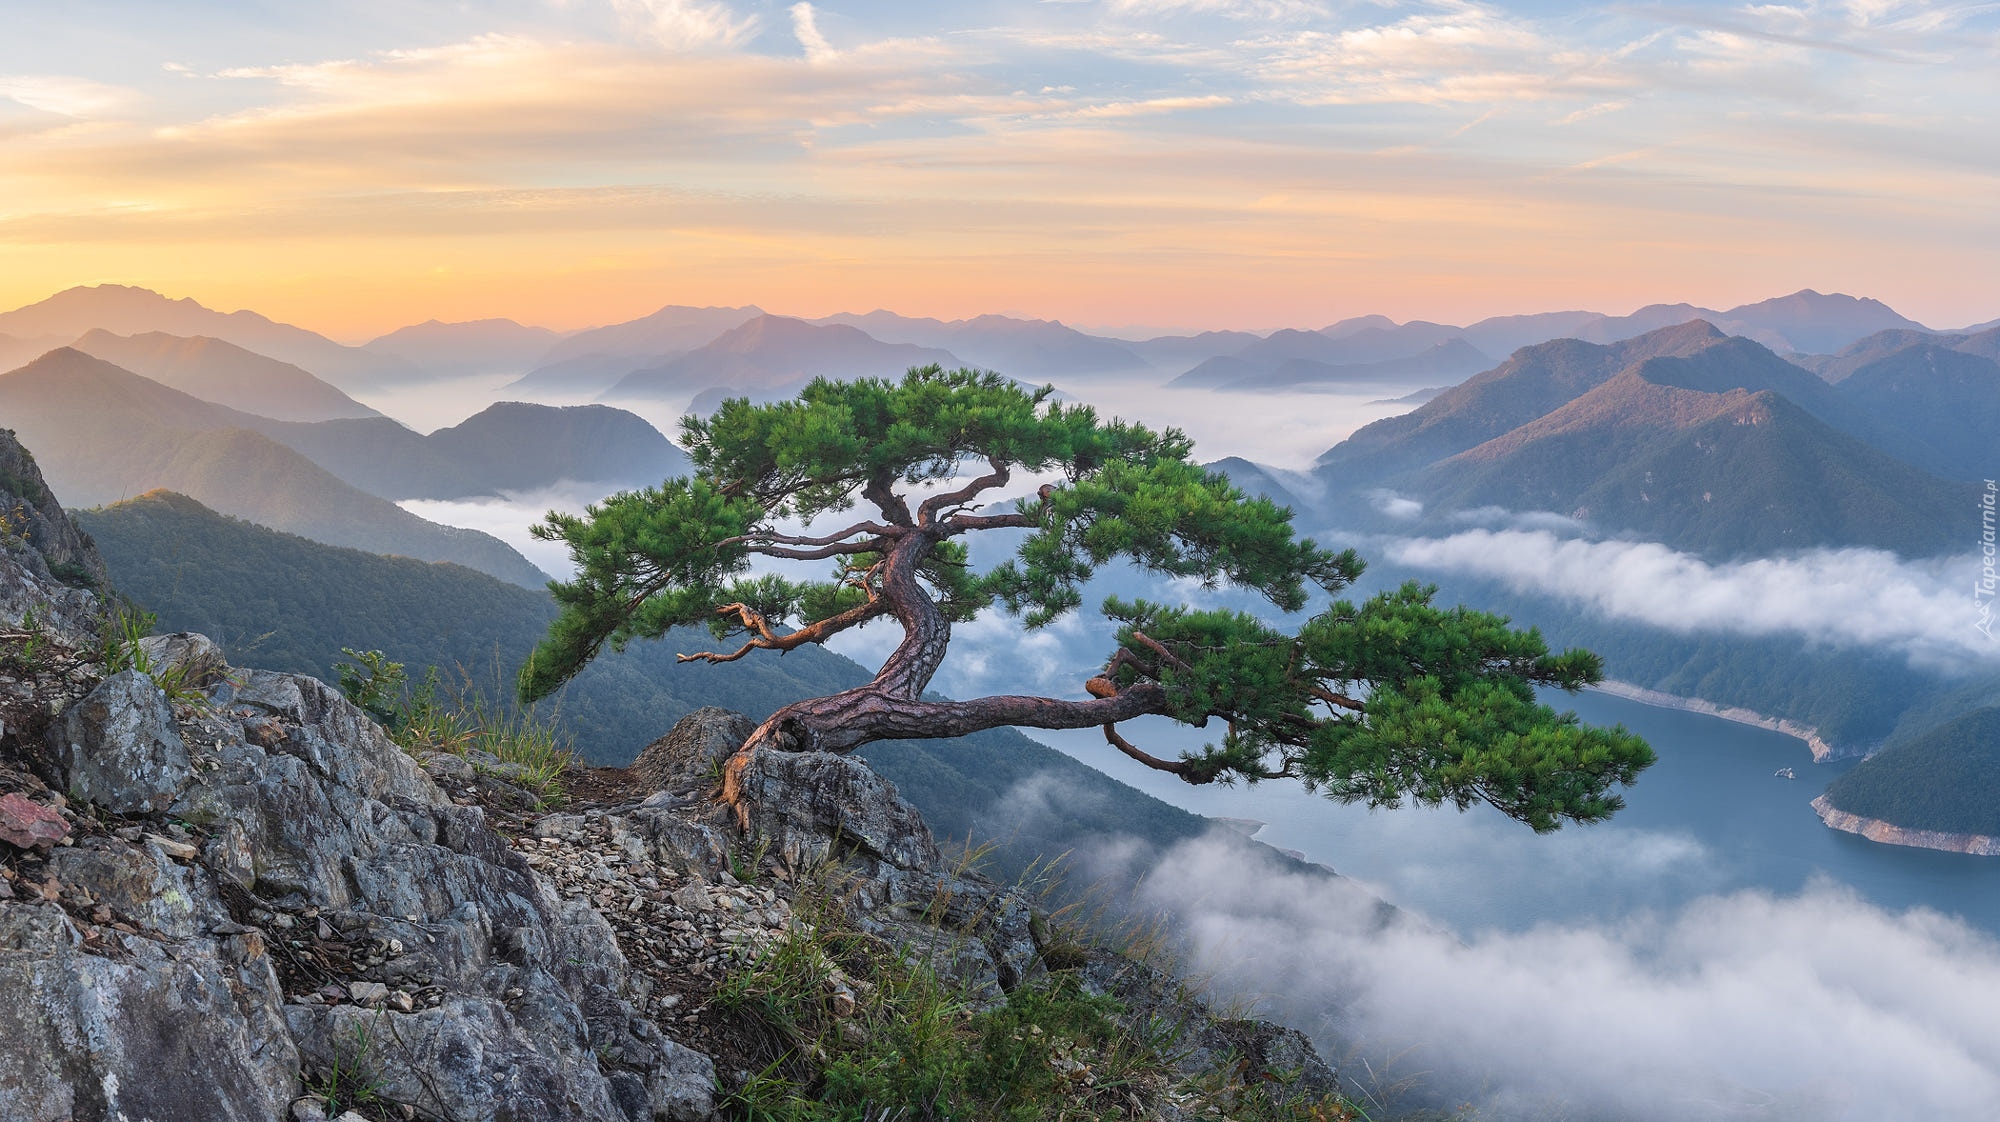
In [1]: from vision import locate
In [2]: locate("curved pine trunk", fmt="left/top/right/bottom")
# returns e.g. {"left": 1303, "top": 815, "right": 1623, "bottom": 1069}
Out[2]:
{"left": 718, "top": 530, "right": 1170, "bottom": 818}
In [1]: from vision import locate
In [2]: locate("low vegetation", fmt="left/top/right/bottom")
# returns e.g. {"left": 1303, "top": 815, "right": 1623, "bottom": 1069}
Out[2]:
{"left": 335, "top": 647, "right": 575, "bottom": 807}
{"left": 714, "top": 874, "right": 1367, "bottom": 1122}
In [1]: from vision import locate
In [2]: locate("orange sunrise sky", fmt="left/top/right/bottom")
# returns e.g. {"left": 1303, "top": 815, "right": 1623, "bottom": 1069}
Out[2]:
{"left": 2, "top": 0, "right": 1996, "bottom": 340}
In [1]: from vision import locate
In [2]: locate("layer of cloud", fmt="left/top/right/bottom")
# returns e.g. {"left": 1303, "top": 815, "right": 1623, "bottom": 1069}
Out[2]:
{"left": 1128, "top": 832, "right": 2000, "bottom": 1120}
{"left": 1119, "top": 832, "right": 2000, "bottom": 1121}
{"left": 1387, "top": 528, "right": 1997, "bottom": 668}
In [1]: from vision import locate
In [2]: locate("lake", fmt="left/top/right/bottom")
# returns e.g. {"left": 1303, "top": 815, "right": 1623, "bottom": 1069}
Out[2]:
{"left": 1025, "top": 689, "right": 2000, "bottom": 937}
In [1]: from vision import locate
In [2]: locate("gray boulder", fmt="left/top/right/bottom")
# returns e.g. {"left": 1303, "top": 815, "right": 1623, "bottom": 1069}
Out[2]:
{"left": 0, "top": 903, "right": 299, "bottom": 1122}
{"left": 629, "top": 706, "right": 756, "bottom": 793}
{"left": 137, "top": 631, "right": 230, "bottom": 689}
{"left": 1078, "top": 949, "right": 1344, "bottom": 1100}
{"left": 41, "top": 670, "right": 192, "bottom": 814}
{"left": 5, "top": 651, "right": 718, "bottom": 1120}
{"left": 638, "top": 708, "right": 1045, "bottom": 1005}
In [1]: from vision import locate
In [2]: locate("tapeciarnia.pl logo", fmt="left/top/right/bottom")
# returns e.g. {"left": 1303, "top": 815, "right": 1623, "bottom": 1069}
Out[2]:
{"left": 1978, "top": 480, "right": 1997, "bottom": 641}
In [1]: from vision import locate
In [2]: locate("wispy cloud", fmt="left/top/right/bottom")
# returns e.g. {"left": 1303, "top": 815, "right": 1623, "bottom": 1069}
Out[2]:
{"left": 609, "top": 0, "right": 761, "bottom": 50}
{"left": 1387, "top": 528, "right": 1997, "bottom": 668}
{"left": 789, "top": 3, "right": 838, "bottom": 64}
{"left": 0, "top": 75, "right": 142, "bottom": 118}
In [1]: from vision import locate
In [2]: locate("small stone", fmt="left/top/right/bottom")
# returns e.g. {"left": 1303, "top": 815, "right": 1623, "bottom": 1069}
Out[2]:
{"left": 387, "top": 989, "right": 415, "bottom": 1013}
{"left": 0, "top": 792, "right": 70, "bottom": 851}
{"left": 142, "top": 833, "right": 198, "bottom": 861}
{"left": 347, "top": 981, "right": 389, "bottom": 1005}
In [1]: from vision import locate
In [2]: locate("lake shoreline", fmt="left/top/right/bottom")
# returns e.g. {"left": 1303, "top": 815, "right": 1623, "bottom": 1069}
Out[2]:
{"left": 1589, "top": 680, "right": 1846, "bottom": 761}
{"left": 1811, "top": 795, "right": 2000, "bottom": 857}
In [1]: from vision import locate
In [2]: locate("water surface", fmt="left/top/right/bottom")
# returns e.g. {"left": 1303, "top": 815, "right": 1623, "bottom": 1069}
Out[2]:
{"left": 1028, "top": 689, "right": 2000, "bottom": 936}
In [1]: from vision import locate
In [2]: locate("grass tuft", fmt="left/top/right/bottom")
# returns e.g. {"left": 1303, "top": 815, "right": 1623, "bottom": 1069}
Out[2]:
{"left": 335, "top": 647, "right": 575, "bottom": 807}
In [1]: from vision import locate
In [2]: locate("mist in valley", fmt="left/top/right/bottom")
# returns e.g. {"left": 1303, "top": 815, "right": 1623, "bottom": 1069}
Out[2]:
{"left": 1066, "top": 823, "right": 2000, "bottom": 1122}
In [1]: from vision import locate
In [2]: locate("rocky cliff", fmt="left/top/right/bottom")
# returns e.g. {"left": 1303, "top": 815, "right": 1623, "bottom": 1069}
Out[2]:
{"left": 0, "top": 429, "right": 1347, "bottom": 1121}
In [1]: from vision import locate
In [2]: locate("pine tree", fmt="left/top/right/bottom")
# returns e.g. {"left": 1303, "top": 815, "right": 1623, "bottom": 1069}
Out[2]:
{"left": 522, "top": 366, "right": 1652, "bottom": 831}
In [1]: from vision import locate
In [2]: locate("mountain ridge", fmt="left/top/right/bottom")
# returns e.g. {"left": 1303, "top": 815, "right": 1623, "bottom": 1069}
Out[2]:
{"left": 69, "top": 329, "right": 382, "bottom": 422}
{"left": 0, "top": 285, "right": 416, "bottom": 388}
{"left": 0, "top": 349, "right": 548, "bottom": 586}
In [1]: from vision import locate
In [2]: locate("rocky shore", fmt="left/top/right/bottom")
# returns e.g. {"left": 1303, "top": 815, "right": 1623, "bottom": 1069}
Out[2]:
{"left": 1591, "top": 680, "right": 1845, "bottom": 761}
{"left": 1810, "top": 795, "right": 2000, "bottom": 857}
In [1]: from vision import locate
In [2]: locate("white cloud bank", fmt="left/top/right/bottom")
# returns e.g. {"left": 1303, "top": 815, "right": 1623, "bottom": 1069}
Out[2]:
{"left": 1118, "top": 832, "right": 2000, "bottom": 1121}
{"left": 1386, "top": 528, "right": 1997, "bottom": 668}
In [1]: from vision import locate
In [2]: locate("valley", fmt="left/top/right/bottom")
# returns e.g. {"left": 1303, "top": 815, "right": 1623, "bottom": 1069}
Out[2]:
{"left": 6, "top": 278, "right": 1999, "bottom": 1121}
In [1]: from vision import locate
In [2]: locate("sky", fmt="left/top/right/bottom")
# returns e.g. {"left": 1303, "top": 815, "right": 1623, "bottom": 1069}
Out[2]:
{"left": 2, "top": 0, "right": 1997, "bottom": 340}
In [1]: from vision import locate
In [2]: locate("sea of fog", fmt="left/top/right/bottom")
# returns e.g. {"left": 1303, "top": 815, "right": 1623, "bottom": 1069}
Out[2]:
{"left": 354, "top": 371, "right": 1412, "bottom": 472}
{"left": 378, "top": 372, "right": 2000, "bottom": 1120}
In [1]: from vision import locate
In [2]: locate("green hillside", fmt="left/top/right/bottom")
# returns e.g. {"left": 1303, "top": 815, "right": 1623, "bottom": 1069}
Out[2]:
{"left": 1822, "top": 708, "right": 2000, "bottom": 836}
{"left": 1830, "top": 344, "right": 2000, "bottom": 481}
{"left": 78, "top": 491, "right": 1216, "bottom": 879}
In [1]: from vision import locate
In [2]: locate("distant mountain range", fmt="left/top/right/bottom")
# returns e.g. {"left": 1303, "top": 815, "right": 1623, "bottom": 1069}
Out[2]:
{"left": 0, "top": 349, "right": 548, "bottom": 586}
{"left": 0, "top": 285, "right": 420, "bottom": 389}
{"left": 812, "top": 311, "right": 1148, "bottom": 377}
{"left": 1792, "top": 329, "right": 2000, "bottom": 482}
{"left": 3, "top": 284, "right": 1978, "bottom": 414}
{"left": 1298, "top": 320, "right": 1988, "bottom": 557}
{"left": 362, "top": 318, "right": 564, "bottom": 380}
{"left": 69, "top": 330, "right": 381, "bottom": 422}
{"left": 505, "top": 304, "right": 765, "bottom": 396}
{"left": 1174, "top": 338, "right": 1494, "bottom": 393}
{"left": 252, "top": 403, "right": 692, "bottom": 501}
{"left": 1170, "top": 290, "right": 1936, "bottom": 395}
{"left": 601, "top": 314, "right": 958, "bottom": 403}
